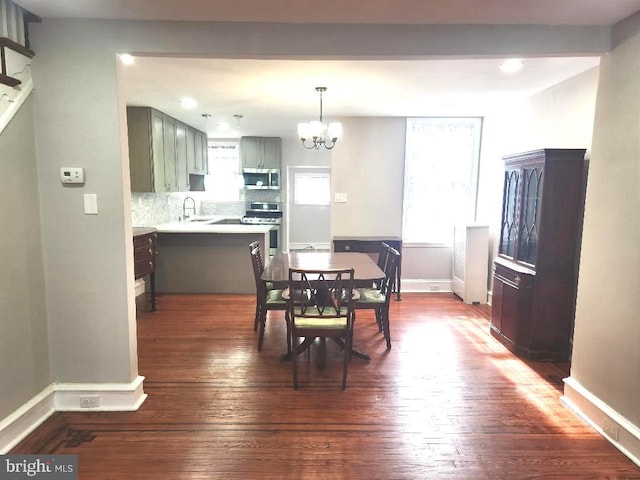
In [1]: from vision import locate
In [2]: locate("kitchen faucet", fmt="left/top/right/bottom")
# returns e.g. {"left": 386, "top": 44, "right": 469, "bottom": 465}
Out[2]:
{"left": 182, "top": 195, "right": 196, "bottom": 220}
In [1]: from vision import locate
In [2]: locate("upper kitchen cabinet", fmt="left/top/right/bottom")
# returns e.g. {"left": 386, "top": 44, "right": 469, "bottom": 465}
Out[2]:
{"left": 240, "top": 136, "right": 281, "bottom": 169}
{"left": 127, "top": 106, "right": 208, "bottom": 192}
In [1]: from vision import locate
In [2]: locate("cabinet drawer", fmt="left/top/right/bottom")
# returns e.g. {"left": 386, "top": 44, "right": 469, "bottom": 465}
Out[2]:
{"left": 133, "top": 232, "right": 157, "bottom": 249}
{"left": 334, "top": 240, "right": 381, "bottom": 253}
{"left": 133, "top": 232, "right": 157, "bottom": 279}
{"left": 494, "top": 262, "right": 534, "bottom": 288}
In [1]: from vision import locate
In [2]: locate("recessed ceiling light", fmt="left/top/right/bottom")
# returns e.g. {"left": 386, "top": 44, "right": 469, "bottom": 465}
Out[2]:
{"left": 500, "top": 59, "right": 524, "bottom": 74}
{"left": 119, "top": 53, "right": 134, "bottom": 65}
{"left": 180, "top": 97, "right": 197, "bottom": 109}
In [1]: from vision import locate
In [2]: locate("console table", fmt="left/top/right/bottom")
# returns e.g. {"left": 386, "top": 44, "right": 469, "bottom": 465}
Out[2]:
{"left": 133, "top": 227, "right": 157, "bottom": 311}
{"left": 332, "top": 236, "right": 402, "bottom": 300}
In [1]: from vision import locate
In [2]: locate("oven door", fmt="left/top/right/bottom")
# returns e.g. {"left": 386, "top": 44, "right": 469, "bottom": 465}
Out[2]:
{"left": 269, "top": 226, "right": 280, "bottom": 256}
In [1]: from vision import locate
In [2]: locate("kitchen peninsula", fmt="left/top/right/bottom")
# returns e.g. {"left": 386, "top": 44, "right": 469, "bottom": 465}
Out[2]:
{"left": 154, "top": 217, "right": 272, "bottom": 294}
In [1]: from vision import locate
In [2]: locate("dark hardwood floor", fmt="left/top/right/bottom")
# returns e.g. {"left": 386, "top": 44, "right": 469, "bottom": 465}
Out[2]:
{"left": 12, "top": 293, "right": 640, "bottom": 479}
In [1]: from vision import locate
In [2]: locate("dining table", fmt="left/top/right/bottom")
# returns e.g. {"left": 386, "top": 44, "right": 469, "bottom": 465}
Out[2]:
{"left": 261, "top": 252, "right": 385, "bottom": 360}
{"left": 262, "top": 251, "right": 385, "bottom": 361}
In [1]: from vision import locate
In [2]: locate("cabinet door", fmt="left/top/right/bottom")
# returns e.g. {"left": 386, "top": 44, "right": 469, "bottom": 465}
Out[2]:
{"left": 151, "top": 111, "right": 168, "bottom": 192}
{"left": 516, "top": 166, "right": 543, "bottom": 266}
{"left": 498, "top": 168, "right": 520, "bottom": 259}
{"left": 162, "top": 115, "right": 177, "bottom": 191}
{"left": 261, "top": 137, "right": 282, "bottom": 168}
{"left": 195, "top": 130, "right": 208, "bottom": 174}
{"left": 240, "top": 137, "right": 262, "bottom": 168}
{"left": 175, "top": 122, "right": 189, "bottom": 191}
{"left": 186, "top": 127, "right": 197, "bottom": 174}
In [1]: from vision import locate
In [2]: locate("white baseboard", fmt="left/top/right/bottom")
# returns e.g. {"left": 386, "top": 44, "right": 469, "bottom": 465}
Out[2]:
{"left": 562, "top": 376, "right": 640, "bottom": 467}
{"left": 0, "top": 376, "right": 147, "bottom": 454}
{"left": 0, "top": 386, "right": 55, "bottom": 454}
{"left": 401, "top": 279, "right": 453, "bottom": 293}
{"left": 54, "top": 375, "right": 147, "bottom": 412}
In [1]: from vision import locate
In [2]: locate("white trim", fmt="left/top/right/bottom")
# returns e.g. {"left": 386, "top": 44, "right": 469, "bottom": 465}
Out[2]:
{"left": 0, "top": 376, "right": 147, "bottom": 453}
{"left": 54, "top": 375, "right": 147, "bottom": 412}
{"left": 401, "top": 278, "right": 452, "bottom": 293}
{"left": 0, "top": 386, "right": 55, "bottom": 454}
{"left": 487, "top": 290, "right": 493, "bottom": 306}
{"left": 562, "top": 376, "right": 640, "bottom": 467}
{"left": 0, "top": 77, "right": 33, "bottom": 135}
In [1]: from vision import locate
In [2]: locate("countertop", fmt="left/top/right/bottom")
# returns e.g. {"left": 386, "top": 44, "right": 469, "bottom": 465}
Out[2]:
{"left": 133, "top": 227, "right": 157, "bottom": 237}
{"left": 153, "top": 216, "right": 274, "bottom": 234}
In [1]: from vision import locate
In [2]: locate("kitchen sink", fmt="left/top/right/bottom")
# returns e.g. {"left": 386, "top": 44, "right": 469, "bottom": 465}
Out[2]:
{"left": 210, "top": 218, "right": 244, "bottom": 225}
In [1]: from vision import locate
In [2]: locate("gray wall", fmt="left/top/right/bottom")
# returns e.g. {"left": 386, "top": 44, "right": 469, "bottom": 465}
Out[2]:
{"left": 570, "top": 19, "right": 640, "bottom": 427}
{"left": 0, "top": 94, "right": 51, "bottom": 419}
{"left": 4, "top": 15, "right": 627, "bottom": 435}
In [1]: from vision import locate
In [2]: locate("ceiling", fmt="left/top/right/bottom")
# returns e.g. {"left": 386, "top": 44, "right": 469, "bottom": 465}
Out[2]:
{"left": 20, "top": 0, "right": 636, "bottom": 138}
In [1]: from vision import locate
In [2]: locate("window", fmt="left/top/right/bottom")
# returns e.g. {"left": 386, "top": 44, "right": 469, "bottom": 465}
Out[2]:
{"left": 204, "top": 140, "right": 241, "bottom": 201}
{"left": 402, "top": 117, "right": 482, "bottom": 244}
{"left": 294, "top": 172, "right": 331, "bottom": 206}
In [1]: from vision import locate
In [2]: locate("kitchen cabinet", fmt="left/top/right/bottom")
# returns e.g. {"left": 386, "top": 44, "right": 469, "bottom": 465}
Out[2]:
{"left": 194, "top": 130, "right": 208, "bottom": 174}
{"left": 490, "top": 148, "right": 587, "bottom": 361}
{"left": 133, "top": 229, "right": 158, "bottom": 312}
{"left": 241, "top": 136, "right": 281, "bottom": 169}
{"left": 127, "top": 106, "right": 207, "bottom": 192}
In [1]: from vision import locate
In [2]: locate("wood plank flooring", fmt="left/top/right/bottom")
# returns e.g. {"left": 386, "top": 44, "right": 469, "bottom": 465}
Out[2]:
{"left": 12, "top": 293, "right": 640, "bottom": 479}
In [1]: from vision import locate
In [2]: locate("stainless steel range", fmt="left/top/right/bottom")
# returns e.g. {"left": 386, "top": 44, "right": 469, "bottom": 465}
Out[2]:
{"left": 242, "top": 202, "right": 282, "bottom": 254}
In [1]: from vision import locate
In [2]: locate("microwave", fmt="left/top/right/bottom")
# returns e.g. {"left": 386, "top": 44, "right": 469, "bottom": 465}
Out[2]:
{"left": 242, "top": 168, "right": 280, "bottom": 190}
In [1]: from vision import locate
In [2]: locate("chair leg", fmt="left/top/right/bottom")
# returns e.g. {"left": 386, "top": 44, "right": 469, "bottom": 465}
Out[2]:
{"left": 257, "top": 308, "right": 267, "bottom": 351}
{"left": 285, "top": 311, "right": 292, "bottom": 355}
{"left": 381, "top": 307, "right": 391, "bottom": 350}
{"left": 291, "top": 331, "right": 298, "bottom": 389}
{"left": 375, "top": 309, "right": 383, "bottom": 332}
{"left": 253, "top": 301, "right": 261, "bottom": 331}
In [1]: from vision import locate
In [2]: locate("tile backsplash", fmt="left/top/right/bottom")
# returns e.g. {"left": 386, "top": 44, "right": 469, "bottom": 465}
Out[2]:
{"left": 131, "top": 190, "right": 281, "bottom": 227}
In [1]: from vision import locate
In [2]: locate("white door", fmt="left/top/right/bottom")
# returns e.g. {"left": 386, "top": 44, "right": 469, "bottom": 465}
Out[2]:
{"left": 286, "top": 166, "right": 331, "bottom": 251}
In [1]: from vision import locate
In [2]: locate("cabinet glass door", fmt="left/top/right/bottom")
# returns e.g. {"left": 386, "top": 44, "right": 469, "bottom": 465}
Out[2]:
{"left": 499, "top": 169, "right": 519, "bottom": 258}
{"left": 517, "top": 166, "right": 543, "bottom": 265}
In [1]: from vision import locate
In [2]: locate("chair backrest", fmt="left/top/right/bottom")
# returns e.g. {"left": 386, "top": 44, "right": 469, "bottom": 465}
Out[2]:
{"left": 380, "top": 247, "right": 400, "bottom": 303}
{"left": 377, "top": 242, "right": 391, "bottom": 271}
{"left": 249, "top": 240, "right": 264, "bottom": 273}
{"left": 287, "top": 268, "right": 355, "bottom": 321}
{"left": 250, "top": 244, "right": 267, "bottom": 297}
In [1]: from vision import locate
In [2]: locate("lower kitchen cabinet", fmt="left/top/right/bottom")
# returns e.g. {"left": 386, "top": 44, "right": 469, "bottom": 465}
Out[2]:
{"left": 133, "top": 229, "right": 157, "bottom": 312}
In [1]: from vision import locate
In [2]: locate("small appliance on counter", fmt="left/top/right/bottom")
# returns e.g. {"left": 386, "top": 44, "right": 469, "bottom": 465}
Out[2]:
{"left": 242, "top": 202, "right": 282, "bottom": 255}
{"left": 242, "top": 168, "right": 280, "bottom": 190}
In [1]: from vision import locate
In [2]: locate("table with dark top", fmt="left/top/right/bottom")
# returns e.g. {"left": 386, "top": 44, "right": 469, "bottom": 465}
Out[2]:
{"left": 262, "top": 252, "right": 385, "bottom": 361}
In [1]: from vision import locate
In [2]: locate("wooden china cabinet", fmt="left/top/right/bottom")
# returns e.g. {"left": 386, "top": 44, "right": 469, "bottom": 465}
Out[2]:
{"left": 490, "top": 149, "right": 587, "bottom": 361}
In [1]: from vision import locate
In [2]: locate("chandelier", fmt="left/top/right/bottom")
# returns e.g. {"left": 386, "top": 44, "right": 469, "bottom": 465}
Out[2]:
{"left": 297, "top": 87, "right": 343, "bottom": 150}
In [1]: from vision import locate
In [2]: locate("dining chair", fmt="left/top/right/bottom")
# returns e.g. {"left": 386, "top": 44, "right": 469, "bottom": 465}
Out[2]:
{"left": 249, "top": 242, "right": 290, "bottom": 353}
{"left": 286, "top": 267, "right": 356, "bottom": 390}
{"left": 354, "top": 246, "right": 400, "bottom": 350}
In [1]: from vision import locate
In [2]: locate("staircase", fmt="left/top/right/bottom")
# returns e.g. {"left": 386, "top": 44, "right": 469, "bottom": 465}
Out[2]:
{"left": 0, "top": 0, "right": 40, "bottom": 133}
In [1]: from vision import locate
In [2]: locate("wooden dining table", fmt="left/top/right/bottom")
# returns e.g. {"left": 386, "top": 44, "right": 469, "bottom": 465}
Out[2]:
{"left": 262, "top": 252, "right": 385, "bottom": 361}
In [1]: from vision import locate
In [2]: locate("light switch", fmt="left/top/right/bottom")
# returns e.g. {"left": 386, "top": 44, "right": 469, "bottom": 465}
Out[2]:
{"left": 334, "top": 192, "right": 348, "bottom": 203}
{"left": 84, "top": 194, "right": 98, "bottom": 214}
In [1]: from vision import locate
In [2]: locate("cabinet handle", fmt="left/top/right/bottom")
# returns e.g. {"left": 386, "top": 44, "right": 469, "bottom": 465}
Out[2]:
{"left": 514, "top": 275, "right": 521, "bottom": 285}
{"left": 344, "top": 245, "right": 351, "bottom": 251}
{"left": 148, "top": 238, "right": 153, "bottom": 244}
{"left": 149, "top": 261, "right": 154, "bottom": 268}
{"left": 148, "top": 248, "right": 153, "bottom": 255}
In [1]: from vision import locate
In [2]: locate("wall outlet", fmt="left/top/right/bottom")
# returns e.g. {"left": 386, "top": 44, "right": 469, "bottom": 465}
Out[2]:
{"left": 430, "top": 285, "right": 440, "bottom": 292}
{"left": 602, "top": 416, "right": 620, "bottom": 441}
{"left": 80, "top": 395, "right": 100, "bottom": 408}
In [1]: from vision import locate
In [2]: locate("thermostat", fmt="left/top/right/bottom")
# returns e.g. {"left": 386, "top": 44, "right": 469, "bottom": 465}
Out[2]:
{"left": 60, "top": 167, "right": 85, "bottom": 185}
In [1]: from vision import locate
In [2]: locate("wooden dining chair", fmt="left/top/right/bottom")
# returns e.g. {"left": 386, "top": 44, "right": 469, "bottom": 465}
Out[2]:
{"left": 249, "top": 242, "right": 290, "bottom": 353}
{"left": 354, "top": 246, "right": 400, "bottom": 350}
{"left": 286, "top": 267, "right": 356, "bottom": 390}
